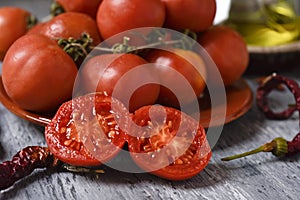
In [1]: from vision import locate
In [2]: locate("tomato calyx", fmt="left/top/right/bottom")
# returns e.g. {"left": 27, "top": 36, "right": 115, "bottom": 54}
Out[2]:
{"left": 26, "top": 14, "right": 38, "bottom": 30}
{"left": 92, "top": 29, "right": 198, "bottom": 55}
{"left": 58, "top": 33, "right": 93, "bottom": 63}
{"left": 50, "top": 1, "right": 65, "bottom": 17}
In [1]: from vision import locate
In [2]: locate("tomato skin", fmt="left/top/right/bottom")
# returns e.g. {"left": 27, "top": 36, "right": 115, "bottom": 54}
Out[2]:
{"left": 128, "top": 105, "right": 212, "bottom": 180}
{"left": 55, "top": 0, "right": 102, "bottom": 18}
{"left": 35, "top": 12, "right": 101, "bottom": 46}
{"left": 96, "top": 0, "right": 165, "bottom": 39}
{"left": 0, "top": 7, "right": 32, "bottom": 60}
{"left": 79, "top": 53, "right": 160, "bottom": 112}
{"left": 161, "top": 0, "right": 216, "bottom": 32}
{"left": 26, "top": 22, "right": 46, "bottom": 35}
{"left": 45, "top": 93, "right": 128, "bottom": 166}
{"left": 2, "top": 34, "right": 78, "bottom": 114}
{"left": 198, "top": 25, "right": 249, "bottom": 86}
{"left": 145, "top": 49, "right": 207, "bottom": 108}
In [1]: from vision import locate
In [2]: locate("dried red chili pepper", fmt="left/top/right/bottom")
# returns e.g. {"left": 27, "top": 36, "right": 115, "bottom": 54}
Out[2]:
{"left": 256, "top": 73, "right": 300, "bottom": 120}
{"left": 222, "top": 73, "right": 300, "bottom": 161}
{"left": 0, "top": 146, "right": 59, "bottom": 190}
{"left": 0, "top": 146, "right": 105, "bottom": 190}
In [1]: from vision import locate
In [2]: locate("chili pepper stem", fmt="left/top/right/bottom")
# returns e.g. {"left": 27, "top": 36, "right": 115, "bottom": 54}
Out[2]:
{"left": 62, "top": 164, "right": 104, "bottom": 174}
{"left": 221, "top": 137, "right": 288, "bottom": 161}
{"left": 221, "top": 143, "right": 273, "bottom": 161}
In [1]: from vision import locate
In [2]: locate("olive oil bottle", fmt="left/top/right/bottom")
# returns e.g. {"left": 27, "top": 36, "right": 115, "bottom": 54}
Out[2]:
{"left": 226, "top": 0, "right": 300, "bottom": 46}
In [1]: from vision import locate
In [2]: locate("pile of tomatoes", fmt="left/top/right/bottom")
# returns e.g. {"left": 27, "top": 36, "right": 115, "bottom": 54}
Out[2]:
{"left": 0, "top": 0, "right": 249, "bottom": 180}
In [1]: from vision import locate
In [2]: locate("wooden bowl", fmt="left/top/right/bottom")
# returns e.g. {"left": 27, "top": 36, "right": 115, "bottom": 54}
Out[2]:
{"left": 246, "top": 41, "right": 300, "bottom": 74}
{"left": 0, "top": 75, "right": 253, "bottom": 128}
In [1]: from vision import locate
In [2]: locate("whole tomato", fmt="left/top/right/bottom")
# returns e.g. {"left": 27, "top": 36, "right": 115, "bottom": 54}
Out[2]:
{"left": 45, "top": 93, "right": 128, "bottom": 166}
{"left": 0, "top": 7, "right": 36, "bottom": 61}
{"left": 54, "top": 0, "right": 102, "bottom": 18}
{"left": 145, "top": 48, "right": 207, "bottom": 108}
{"left": 26, "top": 22, "right": 46, "bottom": 35}
{"left": 2, "top": 34, "right": 78, "bottom": 114}
{"left": 33, "top": 12, "right": 101, "bottom": 46}
{"left": 198, "top": 25, "right": 249, "bottom": 86}
{"left": 79, "top": 53, "right": 160, "bottom": 112}
{"left": 128, "top": 105, "right": 212, "bottom": 180}
{"left": 161, "top": 0, "right": 216, "bottom": 32}
{"left": 96, "top": 0, "right": 165, "bottom": 39}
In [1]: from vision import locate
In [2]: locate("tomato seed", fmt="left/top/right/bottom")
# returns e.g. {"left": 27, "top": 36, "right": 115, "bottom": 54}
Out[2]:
{"left": 175, "top": 159, "right": 183, "bottom": 165}
{"left": 108, "top": 130, "right": 115, "bottom": 138}
{"left": 104, "top": 114, "right": 114, "bottom": 120}
{"left": 107, "top": 121, "right": 117, "bottom": 126}
{"left": 64, "top": 139, "right": 73, "bottom": 146}
{"left": 143, "top": 145, "right": 152, "bottom": 152}
{"left": 60, "top": 127, "right": 66, "bottom": 134}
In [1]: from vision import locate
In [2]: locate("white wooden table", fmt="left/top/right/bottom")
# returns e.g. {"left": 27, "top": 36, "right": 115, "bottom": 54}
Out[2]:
{"left": 0, "top": 0, "right": 299, "bottom": 199}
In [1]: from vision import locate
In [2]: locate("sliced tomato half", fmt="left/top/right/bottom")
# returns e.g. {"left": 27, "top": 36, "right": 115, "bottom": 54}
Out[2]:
{"left": 128, "top": 105, "right": 212, "bottom": 180}
{"left": 45, "top": 93, "right": 128, "bottom": 166}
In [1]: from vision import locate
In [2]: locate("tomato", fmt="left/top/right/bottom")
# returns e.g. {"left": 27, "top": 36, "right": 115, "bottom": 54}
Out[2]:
{"left": 96, "top": 0, "right": 165, "bottom": 39}
{"left": 79, "top": 53, "right": 160, "bottom": 112}
{"left": 55, "top": 0, "right": 102, "bottom": 18}
{"left": 198, "top": 25, "right": 249, "bottom": 86}
{"left": 2, "top": 34, "right": 78, "bottom": 114}
{"left": 161, "top": 0, "right": 216, "bottom": 32}
{"left": 26, "top": 22, "right": 46, "bottom": 35}
{"left": 34, "top": 12, "right": 101, "bottom": 46}
{"left": 0, "top": 7, "right": 35, "bottom": 61}
{"left": 128, "top": 105, "right": 212, "bottom": 180}
{"left": 45, "top": 93, "right": 128, "bottom": 166}
{"left": 145, "top": 48, "right": 207, "bottom": 108}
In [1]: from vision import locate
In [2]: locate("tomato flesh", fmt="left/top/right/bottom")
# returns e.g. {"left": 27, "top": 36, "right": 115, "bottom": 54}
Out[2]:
{"left": 45, "top": 93, "right": 128, "bottom": 166}
{"left": 128, "top": 105, "right": 212, "bottom": 180}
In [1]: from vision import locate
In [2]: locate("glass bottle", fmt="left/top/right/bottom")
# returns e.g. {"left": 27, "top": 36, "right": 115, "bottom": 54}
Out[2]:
{"left": 226, "top": 0, "right": 299, "bottom": 46}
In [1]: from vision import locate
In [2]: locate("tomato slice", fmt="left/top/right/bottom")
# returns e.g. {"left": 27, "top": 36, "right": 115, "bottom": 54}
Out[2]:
{"left": 45, "top": 93, "right": 128, "bottom": 166}
{"left": 128, "top": 105, "right": 212, "bottom": 180}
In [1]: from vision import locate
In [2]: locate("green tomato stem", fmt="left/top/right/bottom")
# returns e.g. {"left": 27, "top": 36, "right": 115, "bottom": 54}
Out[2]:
{"left": 50, "top": 2, "right": 65, "bottom": 17}
{"left": 26, "top": 14, "right": 38, "bottom": 30}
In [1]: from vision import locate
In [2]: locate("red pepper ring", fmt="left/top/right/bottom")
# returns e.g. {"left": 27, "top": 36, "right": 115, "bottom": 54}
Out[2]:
{"left": 256, "top": 73, "right": 300, "bottom": 120}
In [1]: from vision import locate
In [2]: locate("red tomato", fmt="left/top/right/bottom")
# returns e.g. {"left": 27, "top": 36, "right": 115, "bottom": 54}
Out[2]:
{"left": 0, "top": 7, "right": 34, "bottom": 61}
{"left": 161, "top": 0, "right": 216, "bottom": 32}
{"left": 79, "top": 53, "right": 160, "bottom": 112}
{"left": 26, "top": 22, "right": 46, "bottom": 35}
{"left": 96, "top": 0, "right": 165, "bottom": 39}
{"left": 55, "top": 0, "right": 102, "bottom": 18}
{"left": 45, "top": 93, "right": 128, "bottom": 166}
{"left": 2, "top": 34, "right": 78, "bottom": 114}
{"left": 198, "top": 25, "right": 249, "bottom": 86}
{"left": 145, "top": 48, "right": 207, "bottom": 108}
{"left": 128, "top": 105, "right": 212, "bottom": 180}
{"left": 35, "top": 12, "right": 101, "bottom": 46}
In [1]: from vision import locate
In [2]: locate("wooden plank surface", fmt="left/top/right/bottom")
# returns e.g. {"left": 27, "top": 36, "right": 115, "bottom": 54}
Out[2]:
{"left": 0, "top": 1, "right": 300, "bottom": 199}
